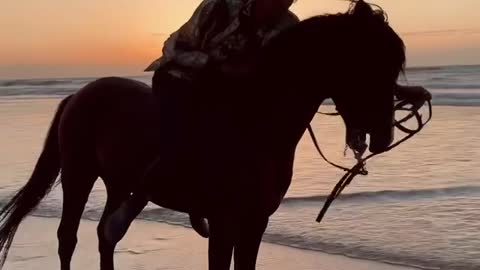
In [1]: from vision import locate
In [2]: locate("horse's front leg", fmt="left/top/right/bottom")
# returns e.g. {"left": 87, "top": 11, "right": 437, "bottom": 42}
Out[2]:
{"left": 233, "top": 216, "right": 269, "bottom": 270}
{"left": 208, "top": 216, "right": 235, "bottom": 270}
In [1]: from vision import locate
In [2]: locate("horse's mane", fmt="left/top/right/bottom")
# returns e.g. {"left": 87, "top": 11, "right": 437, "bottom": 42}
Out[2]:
{"left": 297, "top": 0, "right": 391, "bottom": 37}
{"left": 258, "top": 0, "right": 405, "bottom": 75}
{"left": 204, "top": 0, "right": 406, "bottom": 107}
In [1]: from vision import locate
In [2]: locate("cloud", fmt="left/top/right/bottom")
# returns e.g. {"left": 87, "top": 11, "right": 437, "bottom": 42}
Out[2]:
{"left": 401, "top": 28, "right": 480, "bottom": 36}
{"left": 152, "top": 32, "right": 169, "bottom": 37}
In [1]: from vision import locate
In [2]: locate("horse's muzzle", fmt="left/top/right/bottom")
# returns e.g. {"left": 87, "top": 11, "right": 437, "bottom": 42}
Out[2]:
{"left": 346, "top": 128, "right": 367, "bottom": 155}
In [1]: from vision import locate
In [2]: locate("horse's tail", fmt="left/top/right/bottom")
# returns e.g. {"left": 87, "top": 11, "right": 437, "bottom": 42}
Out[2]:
{"left": 0, "top": 95, "right": 72, "bottom": 268}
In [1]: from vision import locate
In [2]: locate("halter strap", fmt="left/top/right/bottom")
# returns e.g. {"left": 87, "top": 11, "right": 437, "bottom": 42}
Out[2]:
{"left": 307, "top": 126, "right": 354, "bottom": 173}
{"left": 312, "top": 99, "right": 432, "bottom": 223}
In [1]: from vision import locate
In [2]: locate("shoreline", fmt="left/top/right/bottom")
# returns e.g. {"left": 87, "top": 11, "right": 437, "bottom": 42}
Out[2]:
{"left": 1, "top": 64, "right": 478, "bottom": 81}
{"left": 1, "top": 95, "right": 478, "bottom": 109}
{"left": 4, "top": 216, "right": 420, "bottom": 270}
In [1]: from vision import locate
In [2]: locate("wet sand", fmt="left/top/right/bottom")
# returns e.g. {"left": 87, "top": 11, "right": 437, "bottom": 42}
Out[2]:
{"left": 4, "top": 216, "right": 419, "bottom": 270}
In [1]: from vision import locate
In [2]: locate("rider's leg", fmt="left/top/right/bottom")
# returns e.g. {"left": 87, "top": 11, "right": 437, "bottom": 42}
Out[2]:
{"left": 103, "top": 191, "right": 148, "bottom": 245}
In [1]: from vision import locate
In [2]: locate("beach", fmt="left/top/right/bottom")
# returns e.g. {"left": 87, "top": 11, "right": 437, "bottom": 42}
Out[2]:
{"left": 4, "top": 216, "right": 418, "bottom": 270}
{"left": 1, "top": 65, "right": 480, "bottom": 270}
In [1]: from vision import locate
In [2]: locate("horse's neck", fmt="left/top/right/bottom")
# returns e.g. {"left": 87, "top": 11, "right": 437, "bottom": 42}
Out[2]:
{"left": 256, "top": 75, "right": 326, "bottom": 153}
{"left": 253, "top": 26, "right": 333, "bottom": 150}
{"left": 278, "top": 94, "right": 324, "bottom": 151}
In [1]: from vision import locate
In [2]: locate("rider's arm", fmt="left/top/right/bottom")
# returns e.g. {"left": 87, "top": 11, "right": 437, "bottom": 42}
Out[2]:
{"left": 145, "top": 0, "right": 225, "bottom": 71}
{"left": 173, "top": 0, "right": 226, "bottom": 51}
{"left": 261, "top": 10, "right": 299, "bottom": 46}
{"left": 219, "top": 6, "right": 300, "bottom": 74}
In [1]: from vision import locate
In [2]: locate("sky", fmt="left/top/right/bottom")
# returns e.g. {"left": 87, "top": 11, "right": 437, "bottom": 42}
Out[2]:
{"left": 1, "top": 0, "right": 479, "bottom": 79}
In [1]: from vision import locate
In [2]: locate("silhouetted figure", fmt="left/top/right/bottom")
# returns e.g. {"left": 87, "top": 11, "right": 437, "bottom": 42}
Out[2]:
{"left": 111, "top": 0, "right": 300, "bottom": 243}
{"left": 105, "top": 0, "right": 431, "bottom": 246}
{"left": 0, "top": 1, "right": 432, "bottom": 270}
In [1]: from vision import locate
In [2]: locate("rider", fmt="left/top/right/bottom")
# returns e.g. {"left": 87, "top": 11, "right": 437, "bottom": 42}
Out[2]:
{"left": 146, "top": 0, "right": 300, "bottom": 99}
{"left": 105, "top": 0, "right": 300, "bottom": 243}
{"left": 105, "top": 0, "right": 432, "bottom": 243}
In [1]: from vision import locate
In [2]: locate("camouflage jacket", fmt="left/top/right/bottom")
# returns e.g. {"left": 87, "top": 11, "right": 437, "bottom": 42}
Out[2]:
{"left": 145, "top": 0, "right": 299, "bottom": 79}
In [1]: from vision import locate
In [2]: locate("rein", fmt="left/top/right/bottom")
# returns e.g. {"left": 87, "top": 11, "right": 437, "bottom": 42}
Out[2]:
{"left": 309, "top": 99, "right": 432, "bottom": 223}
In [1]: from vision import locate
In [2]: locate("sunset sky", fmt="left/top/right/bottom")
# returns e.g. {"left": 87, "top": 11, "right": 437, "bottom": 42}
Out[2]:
{"left": 1, "top": 0, "right": 479, "bottom": 79}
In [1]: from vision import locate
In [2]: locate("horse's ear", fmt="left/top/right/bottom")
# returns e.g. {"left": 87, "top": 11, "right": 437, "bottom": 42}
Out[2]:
{"left": 349, "top": 0, "right": 374, "bottom": 17}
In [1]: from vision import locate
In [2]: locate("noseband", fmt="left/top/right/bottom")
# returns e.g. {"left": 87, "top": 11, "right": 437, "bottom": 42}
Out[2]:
{"left": 309, "top": 98, "right": 432, "bottom": 223}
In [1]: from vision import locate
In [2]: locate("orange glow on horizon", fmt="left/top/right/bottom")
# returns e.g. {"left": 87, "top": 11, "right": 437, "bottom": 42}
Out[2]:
{"left": 1, "top": 0, "right": 479, "bottom": 79}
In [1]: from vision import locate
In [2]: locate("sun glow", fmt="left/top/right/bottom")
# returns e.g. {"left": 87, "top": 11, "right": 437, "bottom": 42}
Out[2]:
{"left": 1, "top": 0, "right": 479, "bottom": 78}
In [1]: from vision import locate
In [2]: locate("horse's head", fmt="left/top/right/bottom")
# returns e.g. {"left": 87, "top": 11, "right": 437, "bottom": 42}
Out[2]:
{"left": 255, "top": 0, "right": 405, "bottom": 154}
{"left": 329, "top": 0, "right": 405, "bottom": 154}
{"left": 272, "top": 0, "right": 404, "bottom": 154}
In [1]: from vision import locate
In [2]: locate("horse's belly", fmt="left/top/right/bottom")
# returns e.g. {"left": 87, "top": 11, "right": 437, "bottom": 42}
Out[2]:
{"left": 144, "top": 150, "right": 291, "bottom": 216}
{"left": 144, "top": 144, "right": 293, "bottom": 217}
{"left": 142, "top": 104, "right": 295, "bottom": 216}
{"left": 144, "top": 152, "right": 252, "bottom": 214}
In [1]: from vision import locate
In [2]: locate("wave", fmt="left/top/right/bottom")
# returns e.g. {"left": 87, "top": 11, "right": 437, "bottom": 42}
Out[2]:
{"left": 406, "top": 66, "right": 446, "bottom": 72}
{"left": 22, "top": 195, "right": 477, "bottom": 270}
{"left": 0, "top": 88, "right": 80, "bottom": 97}
{"left": 259, "top": 232, "right": 478, "bottom": 270}
{"left": 424, "top": 84, "right": 480, "bottom": 90}
{"left": 0, "top": 184, "right": 478, "bottom": 270}
{"left": 2, "top": 186, "right": 479, "bottom": 219}
{"left": 0, "top": 76, "right": 151, "bottom": 97}
{"left": 0, "top": 79, "right": 78, "bottom": 87}
{"left": 1, "top": 65, "right": 480, "bottom": 107}
{"left": 282, "top": 185, "right": 480, "bottom": 204}
{"left": 0, "top": 78, "right": 89, "bottom": 97}
{"left": 406, "top": 64, "right": 480, "bottom": 72}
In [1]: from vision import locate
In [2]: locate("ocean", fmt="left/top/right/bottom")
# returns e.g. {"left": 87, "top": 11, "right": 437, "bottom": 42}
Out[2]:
{"left": 0, "top": 64, "right": 479, "bottom": 269}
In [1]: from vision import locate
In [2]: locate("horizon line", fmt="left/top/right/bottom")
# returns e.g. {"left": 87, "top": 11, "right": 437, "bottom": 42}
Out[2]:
{"left": 1, "top": 63, "right": 479, "bottom": 81}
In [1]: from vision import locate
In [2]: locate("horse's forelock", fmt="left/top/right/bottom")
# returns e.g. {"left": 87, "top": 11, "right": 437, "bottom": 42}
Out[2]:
{"left": 348, "top": 0, "right": 389, "bottom": 26}
{"left": 346, "top": 1, "right": 405, "bottom": 75}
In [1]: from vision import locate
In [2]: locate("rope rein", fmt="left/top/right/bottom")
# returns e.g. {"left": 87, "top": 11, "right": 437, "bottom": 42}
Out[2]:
{"left": 310, "top": 99, "right": 432, "bottom": 223}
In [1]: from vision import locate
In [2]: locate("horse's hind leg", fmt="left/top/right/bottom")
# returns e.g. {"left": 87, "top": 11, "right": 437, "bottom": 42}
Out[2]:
{"left": 233, "top": 216, "right": 269, "bottom": 270}
{"left": 96, "top": 182, "right": 130, "bottom": 270}
{"left": 57, "top": 166, "right": 97, "bottom": 270}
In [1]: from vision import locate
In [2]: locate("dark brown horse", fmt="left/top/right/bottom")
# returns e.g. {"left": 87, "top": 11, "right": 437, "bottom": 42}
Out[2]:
{"left": 0, "top": 1, "right": 406, "bottom": 270}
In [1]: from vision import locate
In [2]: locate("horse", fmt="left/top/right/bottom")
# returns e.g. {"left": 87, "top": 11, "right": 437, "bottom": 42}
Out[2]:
{"left": 0, "top": 1, "right": 406, "bottom": 270}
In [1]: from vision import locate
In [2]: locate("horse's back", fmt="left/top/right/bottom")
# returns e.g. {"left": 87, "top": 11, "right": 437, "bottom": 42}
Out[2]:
{"left": 59, "top": 77, "right": 161, "bottom": 182}
{"left": 58, "top": 76, "right": 292, "bottom": 217}
{"left": 71, "top": 77, "right": 151, "bottom": 106}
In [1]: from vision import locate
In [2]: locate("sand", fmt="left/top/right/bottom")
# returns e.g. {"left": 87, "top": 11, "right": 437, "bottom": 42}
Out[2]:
{"left": 3, "top": 216, "right": 419, "bottom": 270}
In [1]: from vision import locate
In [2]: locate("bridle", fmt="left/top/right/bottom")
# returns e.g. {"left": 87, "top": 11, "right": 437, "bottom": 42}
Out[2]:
{"left": 308, "top": 98, "right": 432, "bottom": 223}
